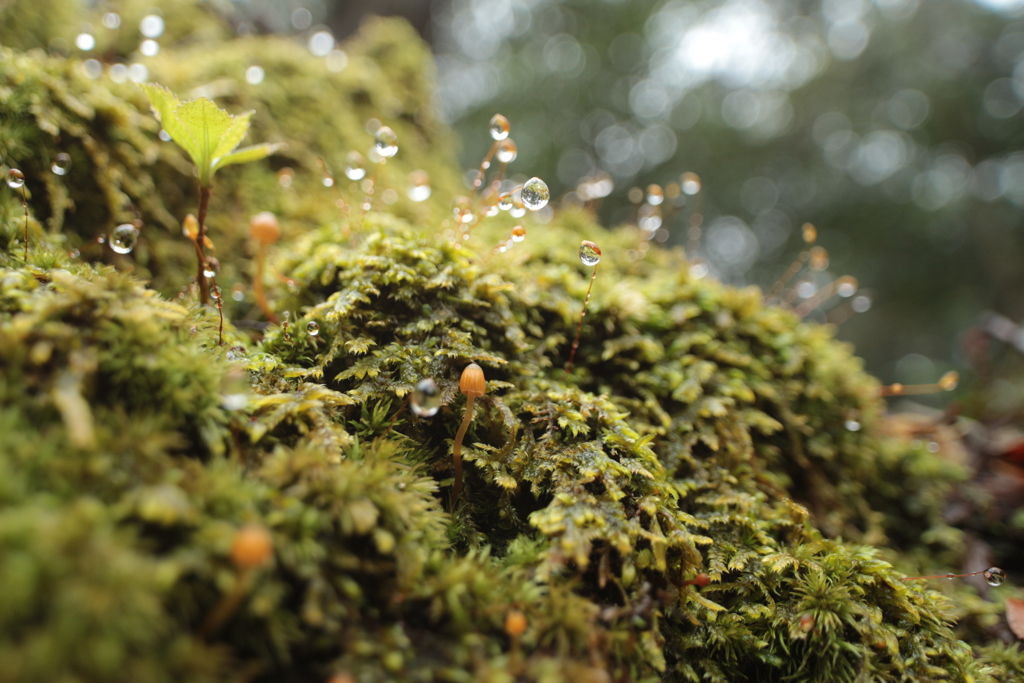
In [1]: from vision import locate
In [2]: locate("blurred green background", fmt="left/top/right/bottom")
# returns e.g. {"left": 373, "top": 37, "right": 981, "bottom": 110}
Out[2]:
{"left": 13, "top": 0, "right": 1024, "bottom": 392}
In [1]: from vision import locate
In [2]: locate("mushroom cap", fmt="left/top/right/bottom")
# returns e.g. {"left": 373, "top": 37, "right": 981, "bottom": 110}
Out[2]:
{"left": 250, "top": 211, "right": 281, "bottom": 245}
{"left": 230, "top": 524, "right": 274, "bottom": 570}
{"left": 459, "top": 363, "right": 486, "bottom": 397}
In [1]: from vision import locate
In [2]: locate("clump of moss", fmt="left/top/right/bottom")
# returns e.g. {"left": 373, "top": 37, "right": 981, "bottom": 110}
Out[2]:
{"left": 1, "top": 11, "right": 1020, "bottom": 683}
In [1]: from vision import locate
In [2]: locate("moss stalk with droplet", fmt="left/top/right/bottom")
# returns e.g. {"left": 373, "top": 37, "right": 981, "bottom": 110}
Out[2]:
{"left": 567, "top": 240, "right": 601, "bottom": 374}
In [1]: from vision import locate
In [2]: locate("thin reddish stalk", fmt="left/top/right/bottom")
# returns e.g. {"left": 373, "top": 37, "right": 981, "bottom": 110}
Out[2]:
{"left": 566, "top": 265, "right": 598, "bottom": 374}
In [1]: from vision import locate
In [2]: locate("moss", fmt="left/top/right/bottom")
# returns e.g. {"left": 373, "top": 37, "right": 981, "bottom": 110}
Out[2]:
{"left": 0, "top": 10, "right": 1017, "bottom": 683}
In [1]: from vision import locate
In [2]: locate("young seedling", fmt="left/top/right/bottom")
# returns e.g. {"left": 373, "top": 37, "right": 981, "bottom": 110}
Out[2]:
{"left": 200, "top": 524, "right": 274, "bottom": 638}
{"left": 901, "top": 566, "right": 1005, "bottom": 586}
{"left": 452, "top": 363, "right": 486, "bottom": 507}
{"left": 7, "top": 169, "right": 28, "bottom": 262}
{"left": 141, "top": 83, "right": 278, "bottom": 304}
{"left": 879, "top": 371, "right": 959, "bottom": 397}
{"left": 566, "top": 241, "right": 601, "bottom": 374}
{"left": 249, "top": 211, "right": 281, "bottom": 323}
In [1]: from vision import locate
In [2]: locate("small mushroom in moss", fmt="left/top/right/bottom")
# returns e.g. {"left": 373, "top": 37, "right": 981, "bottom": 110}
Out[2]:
{"left": 451, "top": 363, "right": 486, "bottom": 506}
{"left": 250, "top": 211, "right": 281, "bottom": 323}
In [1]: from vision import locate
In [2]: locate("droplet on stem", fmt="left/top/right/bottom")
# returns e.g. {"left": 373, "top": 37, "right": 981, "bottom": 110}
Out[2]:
{"left": 344, "top": 151, "right": 366, "bottom": 181}
{"left": 511, "top": 226, "right": 526, "bottom": 243}
{"left": 203, "top": 258, "right": 220, "bottom": 278}
{"left": 681, "top": 172, "right": 701, "bottom": 195}
{"left": 410, "top": 378, "right": 441, "bottom": 417}
{"left": 802, "top": 222, "right": 817, "bottom": 243}
{"left": 374, "top": 126, "right": 398, "bottom": 158}
{"left": 489, "top": 114, "right": 510, "bottom": 141}
{"left": 51, "top": 153, "right": 71, "bottom": 176}
{"left": 521, "top": 177, "right": 550, "bottom": 211}
{"left": 646, "top": 184, "right": 664, "bottom": 206}
{"left": 579, "top": 240, "right": 602, "bottom": 267}
{"left": 7, "top": 169, "right": 25, "bottom": 189}
{"left": 306, "top": 321, "right": 320, "bottom": 336}
{"left": 496, "top": 139, "right": 518, "bottom": 164}
{"left": 407, "top": 170, "right": 431, "bottom": 202}
{"left": 984, "top": 567, "right": 1006, "bottom": 586}
{"left": 109, "top": 223, "right": 139, "bottom": 254}
{"left": 809, "top": 246, "right": 829, "bottom": 271}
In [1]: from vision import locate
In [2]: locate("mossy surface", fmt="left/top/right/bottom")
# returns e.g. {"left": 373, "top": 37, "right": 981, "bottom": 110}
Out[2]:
{"left": 1, "top": 7, "right": 1022, "bottom": 682}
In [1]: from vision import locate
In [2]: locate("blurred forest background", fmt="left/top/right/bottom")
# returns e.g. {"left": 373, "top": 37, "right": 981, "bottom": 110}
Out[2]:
{"left": 19, "top": 0, "right": 1024, "bottom": 404}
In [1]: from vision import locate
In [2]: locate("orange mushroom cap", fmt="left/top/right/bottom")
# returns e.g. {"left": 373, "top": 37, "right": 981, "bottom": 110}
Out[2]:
{"left": 250, "top": 211, "right": 281, "bottom": 245}
{"left": 459, "top": 363, "right": 486, "bottom": 398}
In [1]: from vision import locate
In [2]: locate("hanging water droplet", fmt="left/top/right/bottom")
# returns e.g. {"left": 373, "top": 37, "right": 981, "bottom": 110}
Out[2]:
{"left": 796, "top": 280, "right": 817, "bottom": 299}
{"left": 75, "top": 33, "right": 96, "bottom": 51}
{"left": 521, "top": 177, "right": 550, "bottom": 211}
{"left": 7, "top": 169, "right": 25, "bottom": 189}
{"left": 939, "top": 371, "right": 959, "bottom": 391}
{"left": 51, "top": 153, "right": 71, "bottom": 176}
{"left": 511, "top": 226, "right": 526, "bottom": 243}
{"left": 984, "top": 567, "right": 1006, "bottom": 586}
{"left": 408, "top": 170, "right": 431, "bottom": 202}
{"left": 809, "top": 246, "right": 829, "bottom": 271}
{"left": 344, "top": 151, "right": 366, "bottom": 180}
{"left": 646, "top": 184, "right": 665, "bottom": 206}
{"left": 374, "top": 126, "right": 399, "bottom": 158}
{"left": 140, "top": 14, "right": 165, "bottom": 39}
{"left": 496, "top": 139, "right": 518, "bottom": 164}
{"left": 453, "top": 196, "right": 474, "bottom": 224}
{"left": 306, "top": 321, "right": 320, "bottom": 336}
{"left": 510, "top": 198, "right": 526, "bottom": 218}
{"left": 484, "top": 204, "right": 500, "bottom": 217}
{"left": 852, "top": 294, "right": 872, "bottom": 313}
{"left": 499, "top": 195, "right": 514, "bottom": 211}
{"left": 140, "top": 39, "right": 159, "bottom": 57}
{"left": 579, "top": 240, "right": 602, "bottom": 267}
{"left": 203, "top": 257, "right": 220, "bottom": 278}
{"left": 410, "top": 378, "right": 441, "bottom": 417}
{"left": 845, "top": 420, "right": 861, "bottom": 432}
{"left": 802, "top": 223, "right": 817, "bottom": 243}
{"left": 322, "top": 176, "right": 334, "bottom": 187}
{"left": 681, "top": 172, "right": 701, "bottom": 195}
{"left": 159, "top": 129, "right": 172, "bottom": 142}
{"left": 836, "top": 276, "right": 858, "bottom": 298}
{"left": 109, "top": 223, "right": 139, "bottom": 254}
{"left": 489, "top": 114, "right": 510, "bottom": 141}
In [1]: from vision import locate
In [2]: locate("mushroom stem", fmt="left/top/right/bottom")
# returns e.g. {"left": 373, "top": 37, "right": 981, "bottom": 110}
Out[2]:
{"left": 451, "top": 394, "right": 476, "bottom": 505}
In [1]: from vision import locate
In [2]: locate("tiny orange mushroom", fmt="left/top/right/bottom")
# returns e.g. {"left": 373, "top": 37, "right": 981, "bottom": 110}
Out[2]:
{"left": 451, "top": 363, "right": 486, "bottom": 506}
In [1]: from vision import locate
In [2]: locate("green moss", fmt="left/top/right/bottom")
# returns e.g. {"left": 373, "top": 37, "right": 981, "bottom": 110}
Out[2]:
{"left": 0, "top": 12, "right": 1017, "bottom": 683}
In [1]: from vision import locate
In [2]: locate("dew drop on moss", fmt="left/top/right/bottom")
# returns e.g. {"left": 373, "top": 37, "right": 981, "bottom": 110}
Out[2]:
{"left": 511, "top": 226, "right": 526, "bottom": 243}
{"left": 490, "top": 113, "right": 510, "bottom": 141}
{"left": 109, "top": 224, "right": 139, "bottom": 254}
{"left": 521, "top": 177, "right": 550, "bottom": 211}
{"left": 984, "top": 567, "right": 1006, "bottom": 586}
{"left": 374, "top": 126, "right": 399, "bottom": 158}
{"left": 499, "top": 195, "right": 514, "bottom": 211}
{"left": 496, "top": 139, "right": 518, "bottom": 164}
{"left": 845, "top": 420, "right": 861, "bottom": 431}
{"left": 7, "top": 169, "right": 25, "bottom": 189}
{"left": 51, "top": 153, "right": 71, "bottom": 176}
{"left": 646, "top": 184, "right": 664, "bottom": 206}
{"left": 344, "top": 151, "right": 366, "bottom": 181}
{"left": 580, "top": 240, "right": 602, "bottom": 267}
{"left": 408, "top": 170, "right": 431, "bottom": 202}
{"left": 306, "top": 321, "right": 320, "bottom": 336}
{"left": 682, "top": 172, "right": 701, "bottom": 195}
{"left": 411, "top": 378, "right": 441, "bottom": 417}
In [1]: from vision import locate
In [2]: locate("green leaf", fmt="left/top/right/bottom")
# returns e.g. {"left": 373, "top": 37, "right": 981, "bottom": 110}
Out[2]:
{"left": 140, "top": 83, "right": 195, "bottom": 159}
{"left": 213, "top": 143, "right": 280, "bottom": 173}
{"left": 173, "top": 98, "right": 234, "bottom": 185}
{"left": 212, "top": 110, "right": 253, "bottom": 161}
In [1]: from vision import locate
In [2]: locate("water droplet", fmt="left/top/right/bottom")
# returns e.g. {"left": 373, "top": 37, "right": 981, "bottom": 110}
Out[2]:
{"left": 809, "top": 246, "right": 829, "bottom": 272}
{"left": 309, "top": 30, "right": 335, "bottom": 57}
{"left": 306, "top": 321, "right": 320, "bottom": 336}
{"left": 836, "top": 276, "right": 858, "bottom": 298}
{"left": 579, "top": 240, "right": 602, "bottom": 267}
{"left": 646, "top": 184, "right": 665, "bottom": 206}
{"left": 802, "top": 223, "right": 817, "bottom": 243}
{"left": 203, "top": 258, "right": 220, "bottom": 278}
{"left": 411, "top": 378, "right": 441, "bottom": 417}
{"left": 490, "top": 114, "right": 510, "bottom": 141}
{"left": 68, "top": 249, "right": 80, "bottom": 258}
{"left": 511, "top": 226, "right": 526, "bottom": 243}
{"left": 852, "top": 294, "right": 872, "bottom": 313}
{"left": 796, "top": 280, "right": 817, "bottom": 299}
{"left": 109, "top": 223, "right": 139, "bottom": 254}
{"left": 140, "top": 39, "right": 159, "bottom": 57}
{"left": 681, "top": 172, "right": 701, "bottom": 195}
{"left": 159, "top": 129, "right": 172, "bottom": 142}
{"left": 220, "top": 366, "right": 248, "bottom": 410}
{"left": 453, "top": 196, "right": 474, "bottom": 224}
{"left": 102, "top": 12, "right": 122, "bottom": 29}
{"left": 277, "top": 168, "right": 294, "bottom": 189}
{"left": 521, "top": 177, "right": 550, "bottom": 211}
{"left": 984, "top": 567, "right": 1006, "bottom": 586}
{"left": 322, "top": 176, "right": 334, "bottom": 187}
{"left": 498, "top": 195, "right": 514, "bottom": 211}
{"left": 374, "top": 126, "right": 398, "bottom": 158}
{"left": 690, "top": 262, "right": 709, "bottom": 279}
{"left": 83, "top": 59, "right": 102, "bottom": 79}
{"left": 7, "top": 169, "right": 25, "bottom": 189}
{"left": 344, "top": 151, "right": 366, "bottom": 180}
{"left": 496, "top": 139, "right": 518, "bottom": 164}
{"left": 484, "top": 204, "right": 500, "bottom": 217}
{"left": 939, "top": 371, "right": 959, "bottom": 391}
{"left": 845, "top": 420, "right": 861, "bottom": 432}
{"left": 510, "top": 198, "right": 526, "bottom": 218}
{"left": 140, "top": 14, "right": 165, "bottom": 39}
{"left": 326, "top": 49, "right": 349, "bottom": 73}
{"left": 96, "top": 235, "right": 106, "bottom": 245}
{"left": 75, "top": 33, "right": 96, "bottom": 51}
{"left": 245, "top": 65, "right": 264, "bottom": 85}
{"left": 407, "top": 170, "right": 431, "bottom": 202}
{"left": 51, "top": 153, "right": 71, "bottom": 176}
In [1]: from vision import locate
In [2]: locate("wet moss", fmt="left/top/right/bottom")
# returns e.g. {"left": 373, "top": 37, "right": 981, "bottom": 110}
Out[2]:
{"left": 0, "top": 10, "right": 1019, "bottom": 683}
